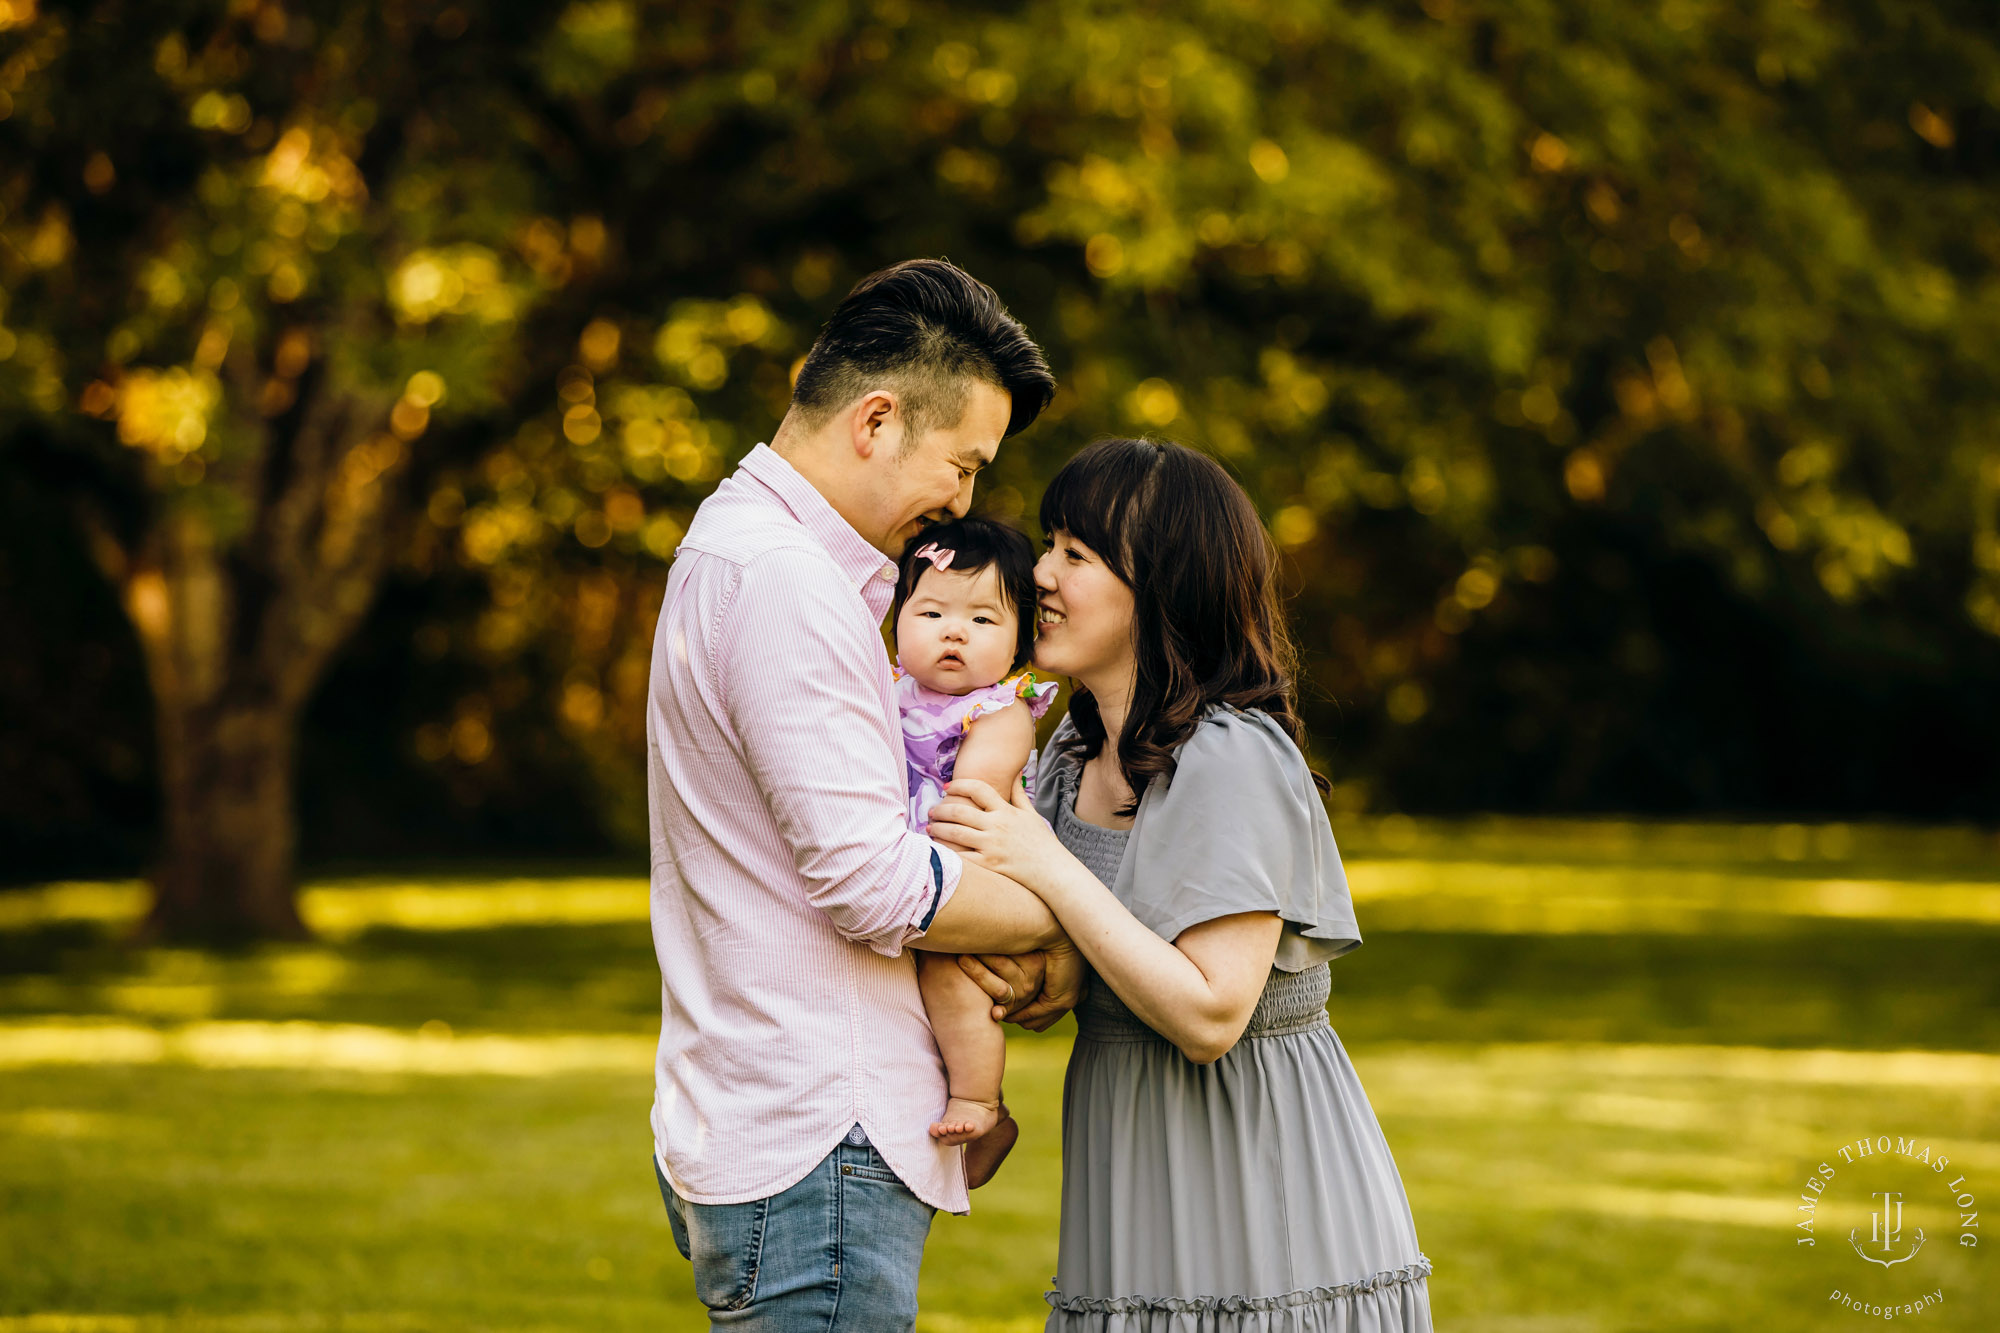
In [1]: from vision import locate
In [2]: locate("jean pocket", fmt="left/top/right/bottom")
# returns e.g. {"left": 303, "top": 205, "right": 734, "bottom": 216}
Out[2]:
{"left": 680, "top": 1195, "right": 769, "bottom": 1312}
{"left": 656, "top": 1161, "right": 692, "bottom": 1261}
{"left": 839, "top": 1152, "right": 914, "bottom": 1188}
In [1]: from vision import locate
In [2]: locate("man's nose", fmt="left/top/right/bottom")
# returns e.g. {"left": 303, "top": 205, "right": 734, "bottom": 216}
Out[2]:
{"left": 948, "top": 473, "right": 975, "bottom": 519}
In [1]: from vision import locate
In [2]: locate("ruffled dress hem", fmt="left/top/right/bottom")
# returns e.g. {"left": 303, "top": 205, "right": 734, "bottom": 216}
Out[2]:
{"left": 1046, "top": 1256, "right": 1432, "bottom": 1331}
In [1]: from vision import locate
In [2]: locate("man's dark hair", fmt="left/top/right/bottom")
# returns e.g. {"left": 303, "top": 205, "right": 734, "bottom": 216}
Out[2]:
{"left": 790, "top": 259, "right": 1055, "bottom": 443}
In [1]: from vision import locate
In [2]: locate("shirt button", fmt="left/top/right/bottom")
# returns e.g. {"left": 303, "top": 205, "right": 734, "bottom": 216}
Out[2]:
{"left": 878, "top": 564, "right": 896, "bottom": 583}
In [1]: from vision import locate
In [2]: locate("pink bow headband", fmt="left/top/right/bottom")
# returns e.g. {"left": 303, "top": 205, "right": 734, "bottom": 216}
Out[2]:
{"left": 913, "top": 541, "right": 955, "bottom": 572}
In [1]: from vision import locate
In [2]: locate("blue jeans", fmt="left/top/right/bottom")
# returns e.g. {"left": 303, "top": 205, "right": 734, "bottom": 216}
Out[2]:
{"left": 656, "top": 1137, "right": 936, "bottom": 1330}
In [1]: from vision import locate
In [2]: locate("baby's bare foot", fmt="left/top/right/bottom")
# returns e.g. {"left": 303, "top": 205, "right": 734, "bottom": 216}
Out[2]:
{"left": 928, "top": 1096, "right": 1002, "bottom": 1147}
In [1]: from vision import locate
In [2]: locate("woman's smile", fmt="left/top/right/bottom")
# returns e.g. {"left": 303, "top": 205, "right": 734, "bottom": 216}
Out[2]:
{"left": 1030, "top": 532, "right": 1134, "bottom": 695}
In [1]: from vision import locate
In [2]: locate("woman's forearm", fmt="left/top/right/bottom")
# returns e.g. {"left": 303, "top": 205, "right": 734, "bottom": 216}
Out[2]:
{"left": 922, "top": 779, "right": 1276, "bottom": 1056}
{"left": 1034, "top": 864, "right": 1268, "bottom": 1062}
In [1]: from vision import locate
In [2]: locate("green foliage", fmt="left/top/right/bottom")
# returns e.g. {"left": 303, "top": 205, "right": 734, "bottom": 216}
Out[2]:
{"left": 3, "top": 0, "right": 1998, "bottom": 859}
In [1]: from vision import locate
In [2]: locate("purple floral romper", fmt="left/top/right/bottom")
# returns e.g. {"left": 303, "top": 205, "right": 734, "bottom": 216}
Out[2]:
{"left": 892, "top": 665, "right": 1059, "bottom": 828}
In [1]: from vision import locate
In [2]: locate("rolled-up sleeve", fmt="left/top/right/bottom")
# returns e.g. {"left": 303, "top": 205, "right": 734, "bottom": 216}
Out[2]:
{"left": 713, "top": 547, "right": 960, "bottom": 955}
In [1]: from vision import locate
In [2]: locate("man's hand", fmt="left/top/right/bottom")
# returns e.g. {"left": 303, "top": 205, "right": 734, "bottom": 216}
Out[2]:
{"left": 1019, "top": 939, "right": 1085, "bottom": 1030}
{"left": 958, "top": 939, "right": 1086, "bottom": 1033}
{"left": 958, "top": 950, "right": 1044, "bottom": 1019}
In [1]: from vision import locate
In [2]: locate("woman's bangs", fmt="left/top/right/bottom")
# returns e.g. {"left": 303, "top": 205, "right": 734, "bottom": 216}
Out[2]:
{"left": 1038, "top": 438, "right": 1155, "bottom": 581}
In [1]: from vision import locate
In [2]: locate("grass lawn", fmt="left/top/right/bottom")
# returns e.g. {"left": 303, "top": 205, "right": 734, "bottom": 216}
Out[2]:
{"left": 3, "top": 824, "right": 1996, "bottom": 1331}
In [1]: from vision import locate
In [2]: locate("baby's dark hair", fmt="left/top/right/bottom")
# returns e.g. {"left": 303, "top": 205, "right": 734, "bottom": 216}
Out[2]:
{"left": 893, "top": 517, "right": 1040, "bottom": 671}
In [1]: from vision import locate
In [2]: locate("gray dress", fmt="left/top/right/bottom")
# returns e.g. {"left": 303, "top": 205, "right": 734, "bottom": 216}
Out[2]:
{"left": 1037, "top": 707, "right": 1433, "bottom": 1332}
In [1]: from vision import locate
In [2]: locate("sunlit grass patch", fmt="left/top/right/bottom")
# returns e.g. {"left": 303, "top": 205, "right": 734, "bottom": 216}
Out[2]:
{"left": 0, "top": 1318, "right": 434, "bottom": 1332}
{"left": 9, "top": 847, "right": 1999, "bottom": 944}
{"left": 1334, "top": 816, "right": 2000, "bottom": 873}
{"left": 915, "top": 1316, "right": 1045, "bottom": 1333}
{"left": 1356, "top": 1040, "right": 2000, "bottom": 1238}
{"left": 0, "top": 1019, "right": 654, "bottom": 1077}
{"left": 1351, "top": 861, "right": 2000, "bottom": 932}
{"left": 0, "top": 883, "right": 150, "bottom": 932}
{"left": 0, "top": 878, "right": 651, "bottom": 940}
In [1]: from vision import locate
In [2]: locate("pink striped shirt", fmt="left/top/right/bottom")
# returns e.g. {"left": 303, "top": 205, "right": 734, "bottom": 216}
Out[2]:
{"left": 647, "top": 443, "right": 969, "bottom": 1214}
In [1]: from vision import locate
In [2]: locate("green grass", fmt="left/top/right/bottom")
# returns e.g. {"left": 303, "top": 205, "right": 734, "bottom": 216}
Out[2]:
{"left": 3, "top": 827, "right": 1997, "bottom": 1331}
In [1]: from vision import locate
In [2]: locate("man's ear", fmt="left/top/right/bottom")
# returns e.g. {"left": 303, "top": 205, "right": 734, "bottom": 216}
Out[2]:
{"left": 849, "top": 390, "right": 898, "bottom": 460}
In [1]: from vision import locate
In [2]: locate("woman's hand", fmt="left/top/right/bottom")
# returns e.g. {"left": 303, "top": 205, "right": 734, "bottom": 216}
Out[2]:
{"left": 928, "top": 777, "right": 1069, "bottom": 891}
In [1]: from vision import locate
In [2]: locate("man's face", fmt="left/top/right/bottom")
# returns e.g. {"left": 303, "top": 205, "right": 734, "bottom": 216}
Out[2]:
{"left": 866, "top": 380, "right": 1013, "bottom": 557}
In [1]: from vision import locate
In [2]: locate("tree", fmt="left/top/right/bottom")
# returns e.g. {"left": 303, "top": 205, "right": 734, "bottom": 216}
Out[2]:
{"left": 3, "top": 0, "right": 1996, "bottom": 937}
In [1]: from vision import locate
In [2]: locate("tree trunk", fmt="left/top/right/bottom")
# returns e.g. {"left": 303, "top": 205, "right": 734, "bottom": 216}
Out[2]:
{"left": 107, "top": 369, "right": 406, "bottom": 943}
{"left": 148, "top": 693, "right": 307, "bottom": 941}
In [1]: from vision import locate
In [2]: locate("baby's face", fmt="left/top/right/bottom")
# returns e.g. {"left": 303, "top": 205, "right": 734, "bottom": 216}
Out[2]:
{"left": 896, "top": 564, "right": 1020, "bottom": 695}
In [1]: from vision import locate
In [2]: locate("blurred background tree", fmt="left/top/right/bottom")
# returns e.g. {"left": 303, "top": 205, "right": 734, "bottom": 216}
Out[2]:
{"left": 3, "top": 0, "right": 1997, "bottom": 938}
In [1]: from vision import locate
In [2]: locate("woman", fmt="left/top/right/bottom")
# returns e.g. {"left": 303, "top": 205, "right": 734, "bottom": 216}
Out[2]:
{"left": 931, "top": 438, "right": 1433, "bottom": 1331}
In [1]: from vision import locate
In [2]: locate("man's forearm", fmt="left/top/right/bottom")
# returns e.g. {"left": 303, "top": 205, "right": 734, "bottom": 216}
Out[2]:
{"left": 911, "top": 862, "right": 1065, "bottom": 954}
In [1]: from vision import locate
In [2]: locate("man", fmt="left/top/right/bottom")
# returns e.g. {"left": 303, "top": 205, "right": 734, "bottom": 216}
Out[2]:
{"left": 646, "top": 258, "right": 1077, "bottom": 1329}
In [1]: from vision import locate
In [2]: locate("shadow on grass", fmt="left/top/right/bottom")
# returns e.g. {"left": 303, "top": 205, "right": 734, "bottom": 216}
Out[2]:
{"left": 6, "top": 914, "right": 1997, "bottom": 1051}
{"left": 1331, "top": 924, "right": 2000, "bottom": 1051}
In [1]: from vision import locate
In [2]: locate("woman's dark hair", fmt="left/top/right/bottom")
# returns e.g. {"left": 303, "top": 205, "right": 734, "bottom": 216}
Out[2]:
{"left": 1040, "top": 436, "right": 1317, "bottom": 813}
{"left": 892, "top": 518, "right": 1041, "bottom": 672}
{"left": 791, "top": 259, "right": 1056, "bottom": 441}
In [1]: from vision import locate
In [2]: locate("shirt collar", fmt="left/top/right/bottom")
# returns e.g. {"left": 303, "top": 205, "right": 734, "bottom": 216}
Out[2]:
{"left": 738, "top": 443, "right": 901, "bottom": 612}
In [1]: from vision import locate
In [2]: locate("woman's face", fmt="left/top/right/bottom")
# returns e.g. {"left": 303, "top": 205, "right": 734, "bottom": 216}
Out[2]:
{"left": 1032, "top": 529, "right": 1136, "bottom": 693}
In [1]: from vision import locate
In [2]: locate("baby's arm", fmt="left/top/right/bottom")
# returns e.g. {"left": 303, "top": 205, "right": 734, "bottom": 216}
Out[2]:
{"left": 950, "top": 699, "right": 1037, "bottom": 795}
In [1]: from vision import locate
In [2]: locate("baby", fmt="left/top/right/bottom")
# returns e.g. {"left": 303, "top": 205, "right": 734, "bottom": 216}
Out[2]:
{"left": 891, "top": 518, "right": 1057, "bottom": 1186}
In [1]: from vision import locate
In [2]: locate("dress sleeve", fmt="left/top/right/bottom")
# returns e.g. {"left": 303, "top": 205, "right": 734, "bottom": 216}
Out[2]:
{"left": 961, "top": 671, "right": 1059, "bottom": 733}
{"left": 1031, "top": 714, "right": 1080, "bottom": 825}
{"left": 1121, "top": 707, "right": 1361, "bottom": 970}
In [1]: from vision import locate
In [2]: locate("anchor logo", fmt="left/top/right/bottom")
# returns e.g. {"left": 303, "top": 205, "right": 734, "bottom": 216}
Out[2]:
{"left": 1849, "top": 1191, "right": 1926, "bottom": 1268}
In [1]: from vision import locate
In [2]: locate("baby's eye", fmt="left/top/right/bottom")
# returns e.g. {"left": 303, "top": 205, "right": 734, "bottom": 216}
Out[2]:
{"left": 973, "top": 615, "right": 994, "bottom": 625}
{"left": 919, "top": 610, "right": 942, "bottom": 619}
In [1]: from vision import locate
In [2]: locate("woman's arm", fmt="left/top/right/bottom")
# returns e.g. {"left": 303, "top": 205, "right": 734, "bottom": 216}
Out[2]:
{"left": 1025, "top": 855, "right": 1279, "bottom": 1063}
{"left": 930, "top": 779, "right": 1283, "bottom": 1064}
